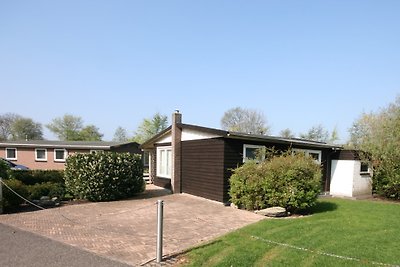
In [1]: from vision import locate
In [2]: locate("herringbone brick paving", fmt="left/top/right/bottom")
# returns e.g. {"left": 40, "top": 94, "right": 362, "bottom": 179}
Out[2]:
{"left": 0, "top": 185, "right": 264, "bottom": 266}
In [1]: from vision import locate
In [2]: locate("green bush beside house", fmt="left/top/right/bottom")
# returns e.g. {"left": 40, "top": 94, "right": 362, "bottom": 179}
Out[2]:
{"left": 229, "top": 152, "right": 321, "bottom": 213}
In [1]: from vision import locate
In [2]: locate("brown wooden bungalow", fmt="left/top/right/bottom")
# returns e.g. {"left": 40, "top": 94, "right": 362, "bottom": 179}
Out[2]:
{"left": 141, "top": 112, "right": 367, "bottom": 204}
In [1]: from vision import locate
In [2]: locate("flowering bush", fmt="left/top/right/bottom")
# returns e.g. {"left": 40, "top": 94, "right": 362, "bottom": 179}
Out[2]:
{"left": 64, "top": 152, "right": 144, "bottom": 201}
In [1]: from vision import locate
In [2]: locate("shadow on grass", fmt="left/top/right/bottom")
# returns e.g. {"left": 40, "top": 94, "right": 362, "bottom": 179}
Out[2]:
{"left": 309, "top": 201, "right": 338, "bottom": 214}
{"left": 186, "top": 239, "right": 224, "bottom": 252}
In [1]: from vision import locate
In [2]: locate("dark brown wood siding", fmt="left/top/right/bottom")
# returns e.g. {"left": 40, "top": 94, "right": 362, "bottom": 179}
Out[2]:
{"left": 181, "top": 139, "right": 225, "bottom": 202}
{"left": 223, "top": 140, "right": 244, "bottom": 203}
{"left": 331, "top": 150, "right": 361, "bottom": 160}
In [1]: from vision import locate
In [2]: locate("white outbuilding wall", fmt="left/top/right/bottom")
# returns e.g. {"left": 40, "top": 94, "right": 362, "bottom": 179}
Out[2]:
{"left": 330, "top": 159, "right": 372, "bottom": 198}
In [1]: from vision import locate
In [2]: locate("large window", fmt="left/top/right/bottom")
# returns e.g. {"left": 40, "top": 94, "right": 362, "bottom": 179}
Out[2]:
{"left": 293, "top": 149, "right": 322, "bottom": 164}
{"left": 243, "top": 144, "right": 265, "bottom": 162}
{"left": 5, "top": 148, "right": 17, "bottom": 160}
{"left": 54, "top": 149, "right": 67, "bottom": 162}
{"left": 157, "top": 146, "right": 172, "bottom": 178}
{"left": 35, "top": 148, "right": 47, "bottom": 161}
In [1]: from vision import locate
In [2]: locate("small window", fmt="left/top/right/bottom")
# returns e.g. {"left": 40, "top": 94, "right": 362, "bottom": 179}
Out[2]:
{"left": 360, "top": 162, "right": 370, "bottom": 173}
{"left": 35, "top": 148, "right": 47, "bottom": 161}
{"left": 157, "top": 147, "right": 172, "bottom": 178}
{"left": 5, "top": 148, "right": 17, "bottom": 160}
{"left": 243, "top": 144, "right": 265, "bottom": 162}
{"left": 293, "top": 149, "right": 322, "bottom": 164}
{"left": 54, "top": 149, "right": 67, "bottom": 162}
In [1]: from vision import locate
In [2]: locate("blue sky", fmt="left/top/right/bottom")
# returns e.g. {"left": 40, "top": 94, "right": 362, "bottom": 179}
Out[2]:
{"left": 1, "top": 1, "right": 399, "bottom": 142}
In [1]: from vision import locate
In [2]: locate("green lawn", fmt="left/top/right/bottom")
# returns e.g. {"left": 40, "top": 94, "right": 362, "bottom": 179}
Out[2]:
{"left": 180, "top": 198, "right": 400, "bottom": 267}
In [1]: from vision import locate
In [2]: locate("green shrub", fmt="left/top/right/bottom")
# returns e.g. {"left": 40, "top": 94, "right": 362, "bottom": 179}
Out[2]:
{"left": 229, "top": 152, "right": 322, "bottom": 213}
{"left": 27, "top": 182, "right": 66, "bottom": 200}
{"left": 0, "top": 159, "right": 10, "bottom": 180}
{"left": 10, "top": 170, "right": 64, "bottom": 185}
{"left": 228, "top": 161, "right": 268, "bottom": 210}
{"left": 2, "top": 179, "right": 29, "bottom": 211}
{"left": 64, "top": 152, "right": 144, "bottom": 201}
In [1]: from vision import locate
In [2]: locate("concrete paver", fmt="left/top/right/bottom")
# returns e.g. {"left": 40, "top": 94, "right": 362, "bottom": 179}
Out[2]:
{"left": 0, "top": 185, "right": 264, "bottom": 266}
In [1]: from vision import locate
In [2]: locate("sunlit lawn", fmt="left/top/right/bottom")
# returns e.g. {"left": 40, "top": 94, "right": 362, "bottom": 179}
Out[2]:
{"left": 180, "top": 198, "right": 400, "bottom": 267}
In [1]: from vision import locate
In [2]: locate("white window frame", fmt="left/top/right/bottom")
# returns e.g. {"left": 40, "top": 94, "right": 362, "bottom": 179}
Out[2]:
{"left": 360, "top": 162, "right": 371, "bottom": 175}
{"left": 35, "top": 148, "right": 47, "bottom": 161}
{"left": 243, "top": 144, "right": 265, "bottom": 163}
{"left": 54, "top": 149, "right": 67, "bottom": 162}
{"left": 5, "top": 148, "right": 17, "bottom": 160}
{"left": 156, "top": 146, "right": 172, "bottom": 179}
{"left": 293, "top": 149, "right": 322, "bottom": 164}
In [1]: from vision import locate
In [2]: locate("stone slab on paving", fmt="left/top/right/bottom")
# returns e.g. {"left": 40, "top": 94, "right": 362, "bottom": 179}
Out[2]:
{"left": 0, "top": 185, "right": 264, "bottom": 266}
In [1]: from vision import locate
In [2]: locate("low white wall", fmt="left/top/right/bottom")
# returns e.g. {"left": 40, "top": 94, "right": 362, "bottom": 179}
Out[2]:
{"left": 330, "top": 160, "right": 355, "bottom": 197}
{"left": 330, "top": 160, "right": 372, "bottom": 198}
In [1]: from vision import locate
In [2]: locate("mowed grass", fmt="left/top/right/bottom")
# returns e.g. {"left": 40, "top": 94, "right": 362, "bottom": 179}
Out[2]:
{"left": 181, "top": 198, "right": 400, "bottom": 267}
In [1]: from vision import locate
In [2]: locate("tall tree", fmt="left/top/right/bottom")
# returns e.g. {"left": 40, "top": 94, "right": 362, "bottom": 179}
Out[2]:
{"left": 329, "top": 126, "right": 340, "bottom": 144}
{"left": 300, "top": 124, "right": 329, "bottom": 142}
{"left": 47, "top": 114, "right": 103, "bottom": 141}
{"left": 0, "top": 113, "right": 20, "bottom": 141}
{"left": 47, "top": 114, "right": 83, "bottom": 140}
{"left": 113, "top": 126, "right": 129, "bottom": 142}
{"left": 78, "top": 125, "right": 103, "bottom": 141}
{"left": 221, "top": 107, "right": 270, "bottom": 134}
{"left": 133, "top": 113, "right": 168, "bottom": 144}
{"left": 349, "top": 96, "right": 400, "bottom": 199}
{"left": 11, "top": 117, "right": 43, "bottom": 140}
{"left": 279, "top": 128, "right": 295, "bottom": 138}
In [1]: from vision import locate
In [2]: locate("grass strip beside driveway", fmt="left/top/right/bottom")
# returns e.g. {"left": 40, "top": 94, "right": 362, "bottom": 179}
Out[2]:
{"left": 181, "top": 198, "right": 400, "bottom": 267}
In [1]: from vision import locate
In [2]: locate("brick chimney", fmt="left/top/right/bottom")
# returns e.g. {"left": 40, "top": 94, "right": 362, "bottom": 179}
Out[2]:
{"left": 171, "top": 110, "right": 182, "bottom": 193}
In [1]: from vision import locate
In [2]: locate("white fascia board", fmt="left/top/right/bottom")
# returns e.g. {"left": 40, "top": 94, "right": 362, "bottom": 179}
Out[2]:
{"left": 181, "top": 128, "right": 221, "bottom": 141}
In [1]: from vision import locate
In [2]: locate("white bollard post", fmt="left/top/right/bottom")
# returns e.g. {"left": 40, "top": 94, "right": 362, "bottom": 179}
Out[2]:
{"left": 156, "top": 199, "right": 164, "bottom": 263}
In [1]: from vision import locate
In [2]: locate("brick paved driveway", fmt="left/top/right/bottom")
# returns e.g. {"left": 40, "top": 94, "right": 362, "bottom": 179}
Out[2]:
{"left": 0, "top": 185, "right": 264, "bottom": 266}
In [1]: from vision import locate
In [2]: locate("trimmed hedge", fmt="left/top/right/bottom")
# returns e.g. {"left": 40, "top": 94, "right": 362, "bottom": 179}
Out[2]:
{"left": 10, "top": 170, "right": 64, "bottom": 185}
{"left": 64, "top": 152, "right": 144, "bottom": 201}
{"left": 229, "top": 152, "right": 322, "bottom": 213}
